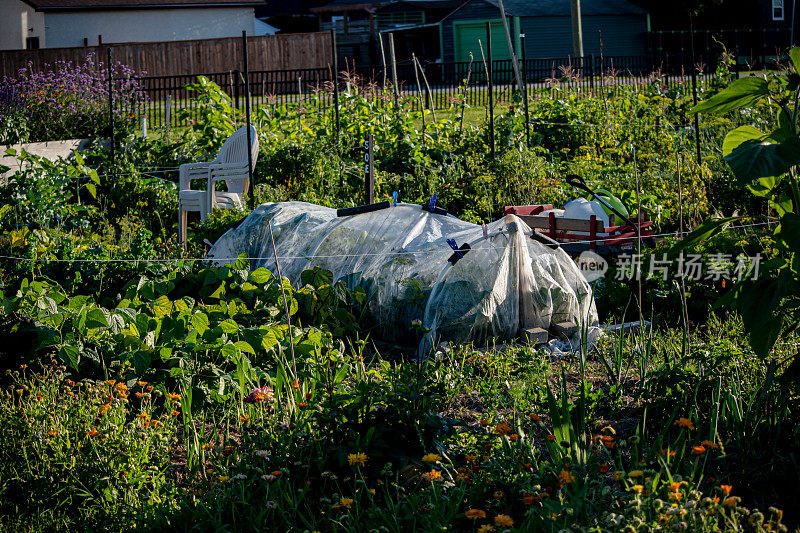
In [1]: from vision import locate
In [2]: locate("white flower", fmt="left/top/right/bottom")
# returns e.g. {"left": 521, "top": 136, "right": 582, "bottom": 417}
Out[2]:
{"left": 254, "top": 450, "right": 270, "bottom": 459}
{"left": 233, "top": 474, "right": 247, "bottom": 481}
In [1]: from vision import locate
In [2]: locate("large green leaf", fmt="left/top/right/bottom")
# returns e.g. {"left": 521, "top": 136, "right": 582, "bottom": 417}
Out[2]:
{"left": 724, "top": 136, "right": 800, "bottom": 184}
{"left": 690, "top": 76, "right": 770, "bottom": 114}
{"left": 775, "top": 213, "right": 800, "bottom": 251}
{"left": 790, "top": 47, "right": 800, "bottom": 75}
{"left": 722, "top": 126, "right": 764, "bottom": 157}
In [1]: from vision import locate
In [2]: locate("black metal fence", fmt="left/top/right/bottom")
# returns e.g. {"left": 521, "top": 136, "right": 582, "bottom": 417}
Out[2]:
{"left": 135, "top": 55, "right": 717, "bottom": 129}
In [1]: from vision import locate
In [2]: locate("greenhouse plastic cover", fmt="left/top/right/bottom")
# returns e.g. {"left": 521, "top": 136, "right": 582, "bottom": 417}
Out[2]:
{"left": 208, "top": 201, "right": 598, "bottom": 348}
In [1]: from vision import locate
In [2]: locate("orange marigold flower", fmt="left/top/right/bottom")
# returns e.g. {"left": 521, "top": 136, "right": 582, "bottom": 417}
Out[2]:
{"left": 464, "top": 509, "right": 487, "bottom": 520}
{"left": 479, "top": 419, "right": 488, "bottom": 427}
{"left": 47, "top": 429, "right": 57, "bottom": 436}
{"left": 631, "top": 484, "right": 644, "bottom": 493}
{"left": 658, "top": 449, "right": 676, "bottom": 457}
{"left": 600, "top": 435, "right": 615, "bottom": 449}
{"left": 559, "top": 470, "right": 575, "bottom": 484}
{"left": 523, "top": 462, "right": 533, "bottom": 470}
{"left": 67, "top": 380, "right": 76, "bottom": 387}
{"left": 493, "top": 490, "right": 504, "bottom": 498}
{"left": 493, "top": 422, "right": 512, "bottom": 436}
{"left": 674, "top": 417, "right": 695, "bottom": 430}
{"left": 529, "top": 413, "right": 541, "bottom": 422}
{"left": 669, "top": 491, "right": 683, "bottom": 501}
{"left": 87, "top": 427, "right": 98, "bottom": 437}
{"left": 104, "top": 380, "right": 116, "bottom": 387}
{"left": 146, "top": 385, "right": 153, "bottom": 392}
{"left": 700, "top": 440, "right": 718, "bottom": 449}
{"left": 100, "top": 403, "right": 111, "bottom": 413}
{"left": 297, "top": 402, "right": 307, "bottom": 408}
{"left": 172, "top": 410, "right": 180, "bottom": 417}
{"left": 598, "top": 464, "right": 609, "bottom": 473}
{"left": 135, "top": 392, "right": 143, "bottom": 398}
{"left": 668, "top": 481, "right": 681, "bottom": 491}
{"left": 292, "top": 380, "right": 300, "bottom": 390}
{"left": 509, "top": 433, "right": 519, "bottom": 442}
{"left": 691, "top": 445, "right": 706, "bottom": 455}
{"left": 137, "top": 381, "right": 147, "bottom": 387}
{"left": 222, "top": 445, "right": 236, "bottom": 456}
{"left": 464, "top": 454, "right": 477, "bottom": 462}
{"left": 723, "top": 497, "right": 736, "bottom": 507}
{"left": 422, "top": 469, "right": 442, "bottom": 482}
{"left": 720, "top": 484, "right": 733, "bottom": 495}
{"left": 546, "top": 434, "right": 556, "bottom": 441}
{"left": 524, "top": 493, "right": 537, "bottom": 505}
{"left": 494, "top": 514, "right": 514, "bottom": 527}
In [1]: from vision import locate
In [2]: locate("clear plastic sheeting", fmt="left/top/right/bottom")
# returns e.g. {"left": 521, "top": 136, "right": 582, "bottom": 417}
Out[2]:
{"left": 207, "top": 201, "right": 598, "bottom": 348}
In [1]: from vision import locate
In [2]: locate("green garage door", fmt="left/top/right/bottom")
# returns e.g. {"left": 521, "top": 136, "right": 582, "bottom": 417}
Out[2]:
{"left": 453, "top": 19, "right": 519, "bottom": 63}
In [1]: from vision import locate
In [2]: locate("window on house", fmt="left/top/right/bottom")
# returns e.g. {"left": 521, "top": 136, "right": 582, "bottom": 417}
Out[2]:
{"left": 773, "top": 0, "right": 785, "bottom": 21}
{"left": 26, "top": 37, "right": 40, "bottom": 49}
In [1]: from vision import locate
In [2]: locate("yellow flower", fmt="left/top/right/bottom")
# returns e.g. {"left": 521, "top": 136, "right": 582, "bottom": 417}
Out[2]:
{"left": 628, "top": 470, "right": 644, "bottom": 478}
{"left": 137, "top": 381, "right": 148, "bottom": 387}
{"left": 478, "top": 526, "right": 495, "bottom": 533}
{"left": 494, "top": 514, "right": 514, "bottom": 527}
{"left": 465, "top": 509, "right": 487, "bottom": 520}
{"left": 339, "top": 497, "right": 354, "bottom": 509}
{"left": 631, "top": 484, "right": 644, "bottom": 493}
{"left": 674, "top": 417, "right": 695, "bottom": 430}
{"left": 422, "top": 453, "right": 442, "bottom": 462}
{"left": 348, "top": 452, "right": 368, "bottom": 467}
{"left": 493, "top": 490, "right": 504, "bottom": 498}
{"left": 217, "top": 476, "right": 229, "bottom": 482}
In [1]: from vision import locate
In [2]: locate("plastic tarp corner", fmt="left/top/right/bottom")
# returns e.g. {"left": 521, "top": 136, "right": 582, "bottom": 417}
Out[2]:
{"left": 207, "top": 201, "right": 598, "bottom": 348}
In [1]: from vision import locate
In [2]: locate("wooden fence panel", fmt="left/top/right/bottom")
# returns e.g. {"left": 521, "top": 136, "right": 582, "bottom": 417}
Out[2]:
{"left": 0, "top": 32, "right": 332, "bottom": 78}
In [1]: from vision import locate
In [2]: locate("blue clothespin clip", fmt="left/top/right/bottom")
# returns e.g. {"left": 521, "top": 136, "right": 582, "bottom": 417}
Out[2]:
{"left": 446, "top": 237, "right": 471, "bottom": 265}
{"left": 429, "top": 193, "right": 437, "bottom": 212}
{"left": 393, "top": 191, "right": 398, "bottom": 206}
{"left": 446, "top": 238, "right": 462, "bottom": 259}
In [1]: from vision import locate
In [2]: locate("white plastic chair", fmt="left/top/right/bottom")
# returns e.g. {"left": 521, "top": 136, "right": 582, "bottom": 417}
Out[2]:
{"left": 178, "top": 125, "right": 259, "bottom": 243}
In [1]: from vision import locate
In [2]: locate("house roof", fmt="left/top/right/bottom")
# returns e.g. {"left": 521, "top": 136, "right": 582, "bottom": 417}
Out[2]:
{"left": 312, "top": 0, "right": 460, "bottom": 12}
{"left": 22, "top": 0, "right": 262, "bottom": 11}
{"left": 483, "top": 0, "right": 647, "bottom": 16}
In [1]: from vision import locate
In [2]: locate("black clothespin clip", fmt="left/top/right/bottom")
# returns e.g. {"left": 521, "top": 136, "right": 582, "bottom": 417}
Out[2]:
{"left": 446, "top": 238, "right": 471, "bottom": 265}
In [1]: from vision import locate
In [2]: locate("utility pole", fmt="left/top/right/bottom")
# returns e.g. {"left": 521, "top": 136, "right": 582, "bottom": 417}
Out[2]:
{"left": 570, "top": 0, "right": 584, "bottom": 58}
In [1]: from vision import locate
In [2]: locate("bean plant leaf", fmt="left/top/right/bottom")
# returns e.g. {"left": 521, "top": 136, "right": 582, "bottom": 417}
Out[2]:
{"left": 152, "top": 295, "right": 172, "bottom": 318}
{"left": 249, "top": 268, "right": 272, "bottom": 284}
{"left": 58, "top": 344, "right": 80, "bottom": 371}
{"left": 690, "top": 76, "right": 770, "bottom": 114}
{"left": 85, "top": 308, "right": 110, "bottom": 329}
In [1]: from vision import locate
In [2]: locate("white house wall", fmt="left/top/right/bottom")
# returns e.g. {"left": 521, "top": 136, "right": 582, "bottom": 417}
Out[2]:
{"left": 0, "top": 0, "right": 46, "bottom": 50}
{"left": 44, "top": 8, "right": 256, "bottom": 48}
